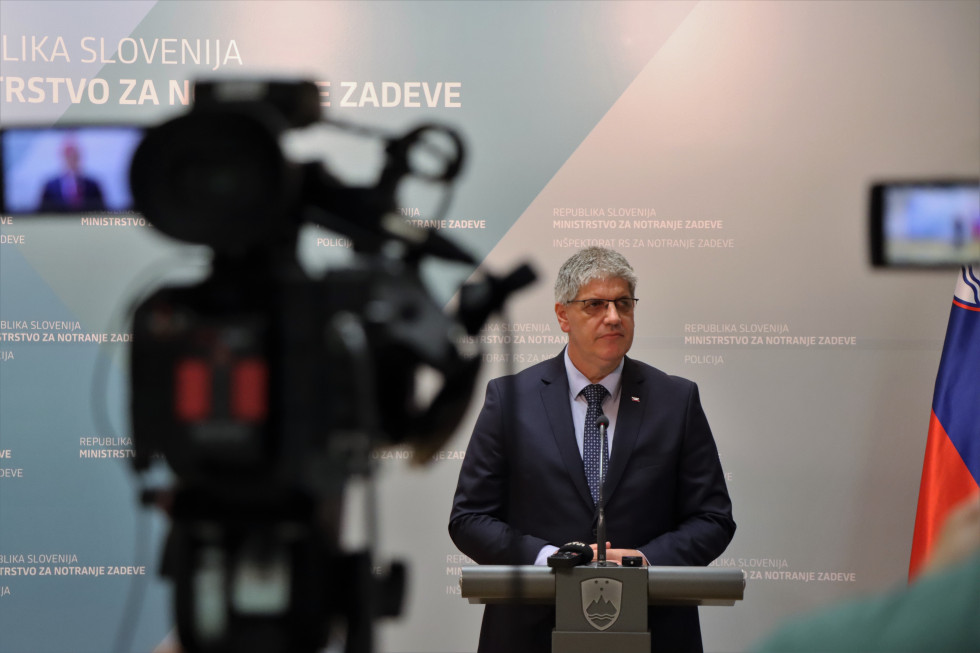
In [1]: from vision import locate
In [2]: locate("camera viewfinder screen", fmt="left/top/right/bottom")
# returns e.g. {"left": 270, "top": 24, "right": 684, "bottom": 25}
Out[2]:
{"left": 1, "top": 125, "right": 144, "bottom": 215}
{"left": 883, "top": 183, "right": 980, "bottom": 266}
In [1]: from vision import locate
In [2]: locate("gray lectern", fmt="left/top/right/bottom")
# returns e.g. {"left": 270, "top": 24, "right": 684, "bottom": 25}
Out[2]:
{"left": 460, "top": 564, "right": 745, "bottom": 653}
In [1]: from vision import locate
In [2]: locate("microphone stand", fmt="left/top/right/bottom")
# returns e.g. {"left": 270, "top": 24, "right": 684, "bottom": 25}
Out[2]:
{"left": 595, "top": 415, "right": 614, "bottom": 567}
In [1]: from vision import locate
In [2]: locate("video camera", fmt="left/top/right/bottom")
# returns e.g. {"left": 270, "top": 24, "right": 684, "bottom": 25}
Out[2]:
{"left": 0, "top": 78, "right": 535, "bottom": 653}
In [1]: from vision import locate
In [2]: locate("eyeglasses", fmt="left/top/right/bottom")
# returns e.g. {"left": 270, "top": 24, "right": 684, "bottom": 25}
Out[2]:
{"left": 566, "top": 297, "right": 638, "bottom": 316}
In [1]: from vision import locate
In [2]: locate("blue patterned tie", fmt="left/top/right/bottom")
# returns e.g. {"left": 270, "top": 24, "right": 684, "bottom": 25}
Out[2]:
{"left": 581, "top": 384, "right": 610, "bottom": 505}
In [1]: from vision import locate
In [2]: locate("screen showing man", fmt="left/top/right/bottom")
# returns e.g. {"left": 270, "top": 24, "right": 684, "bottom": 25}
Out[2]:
{"left": 0, "top": 126, "right": 142, "bottom": 215}
{"left": 870, "top": 181, "right": 980, "bottom": 267}
{"left": 39, "top": 138, "right": 107, "bottom": 212}
{"left": 884, "top": 185, "right": 980, "bottom": 265}
{"left": 449, "top": 246, "right": 736, "bottom": 653}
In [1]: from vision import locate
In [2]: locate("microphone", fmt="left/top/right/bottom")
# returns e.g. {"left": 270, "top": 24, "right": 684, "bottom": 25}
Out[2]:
{"left": 547, "top": 541, "right": 594, "bottom": 568}
{"left": 595, "top": 414, "right": 612, "bottom": 566}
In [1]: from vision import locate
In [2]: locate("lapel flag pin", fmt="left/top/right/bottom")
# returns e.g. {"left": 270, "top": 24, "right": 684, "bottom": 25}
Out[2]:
{"left": 631, "top": 396, "right": 640, "bottom": 402}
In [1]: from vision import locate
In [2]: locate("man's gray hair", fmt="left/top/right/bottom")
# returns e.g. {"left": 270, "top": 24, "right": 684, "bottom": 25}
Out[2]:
{"left": 554, "top": 247, "right": 637, "bottom": 303}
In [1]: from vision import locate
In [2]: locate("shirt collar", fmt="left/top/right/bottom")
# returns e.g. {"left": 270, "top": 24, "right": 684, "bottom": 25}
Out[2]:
{"left": 563, "top": 348, "right": 624, "bottom": 401}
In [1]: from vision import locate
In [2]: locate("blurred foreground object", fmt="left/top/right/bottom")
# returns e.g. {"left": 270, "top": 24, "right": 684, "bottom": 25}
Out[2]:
{"left": 754, "top": 495, "right": 980, "bottom": 653}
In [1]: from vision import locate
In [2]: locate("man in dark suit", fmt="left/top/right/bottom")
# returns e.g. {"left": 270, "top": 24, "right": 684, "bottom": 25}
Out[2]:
{"left": 38, "top": 140, "right": 106, "bottom": 212}
{"left": 449, "top": 247, "right": 735, "bottom": 652}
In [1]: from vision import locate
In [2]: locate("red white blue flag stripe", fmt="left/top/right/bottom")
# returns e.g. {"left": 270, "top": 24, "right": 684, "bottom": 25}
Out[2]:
{"left": 909, "top": 266, "right": 980, "bottom": 579}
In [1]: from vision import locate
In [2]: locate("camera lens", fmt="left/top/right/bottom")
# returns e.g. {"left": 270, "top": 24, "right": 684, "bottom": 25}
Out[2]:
{"left": 131, "top": 109, "right": 299, "bottom": 250}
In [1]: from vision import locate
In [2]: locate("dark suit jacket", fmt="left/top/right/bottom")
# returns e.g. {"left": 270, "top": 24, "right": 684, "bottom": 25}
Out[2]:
{"left": 39, "top": 174, "right": 106, "bottom": 212}
{"left": 449, "top": 352, "right": 735, "bottom": 653}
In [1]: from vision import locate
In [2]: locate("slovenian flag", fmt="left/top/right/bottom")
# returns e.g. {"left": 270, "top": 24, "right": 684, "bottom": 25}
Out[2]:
{"left": 909, "top": 265, "right": 980, "bottom": 579}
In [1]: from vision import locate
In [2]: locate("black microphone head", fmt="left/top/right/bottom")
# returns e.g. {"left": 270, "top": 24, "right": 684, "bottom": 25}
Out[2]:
{"left": 547, "top": 541, "right": 594, "bottom": 568}
{"left": 595, "top": 415, "right": 610, "bottom": 429}
{"left": 559, "top": 542, "right": 594, "bottom": 563}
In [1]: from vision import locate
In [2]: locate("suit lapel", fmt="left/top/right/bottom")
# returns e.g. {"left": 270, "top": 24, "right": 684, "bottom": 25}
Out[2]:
{"left": 539, "top": 354, "right": 595, "bottom": 510}
{"left": 604, "top": 357, "right": 645, "bottom": 502}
